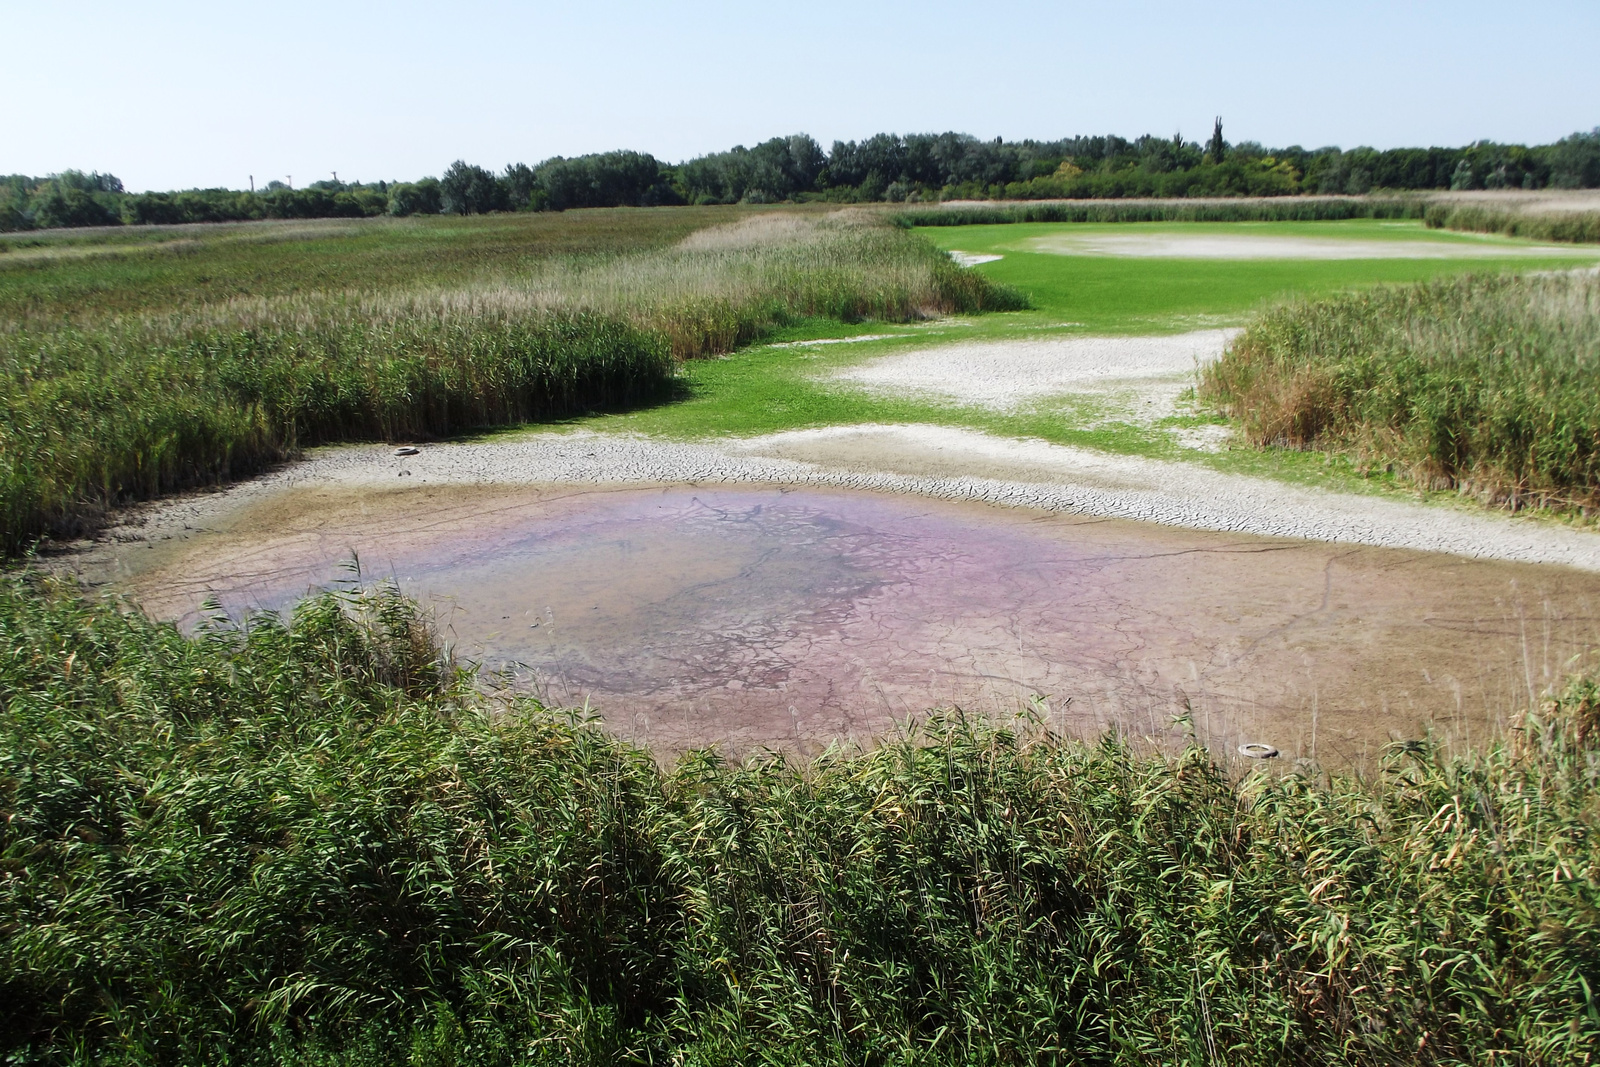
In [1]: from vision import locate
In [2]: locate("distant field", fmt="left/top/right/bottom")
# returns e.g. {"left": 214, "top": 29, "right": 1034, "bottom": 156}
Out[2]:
{"left": 0, "top": 207, "right": 1017, "bottom": 552}
{"left": 8, "top": 209, "right": 1597, "bottom": 546}
{"left": 0, "top": 206, "right": 820, "bottom": 324}
{"left": 574, "top": 219, "right": 1600, "bottom": 457}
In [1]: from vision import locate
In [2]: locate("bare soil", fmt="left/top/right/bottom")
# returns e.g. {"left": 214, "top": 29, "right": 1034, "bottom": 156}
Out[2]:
{"left": 87, "top": 483, "right": 1600, "bottom": 765}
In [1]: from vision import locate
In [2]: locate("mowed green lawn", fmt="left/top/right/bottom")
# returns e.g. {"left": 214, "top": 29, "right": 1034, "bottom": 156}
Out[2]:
{"left": 916, "top": 218, "right": 1600, "bottom": 335}
{"left": 578, "top": 219, "right": 1600, "bottom": 454}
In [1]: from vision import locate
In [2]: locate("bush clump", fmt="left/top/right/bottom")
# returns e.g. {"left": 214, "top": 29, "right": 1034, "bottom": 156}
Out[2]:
{"left": 1202, "top": 271, "right": 1600, "bottom": 513}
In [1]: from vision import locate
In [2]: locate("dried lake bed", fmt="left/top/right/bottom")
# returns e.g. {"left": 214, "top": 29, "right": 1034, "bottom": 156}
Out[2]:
{"left": 75, "top": 480, "right": 1600, "bottom": 764}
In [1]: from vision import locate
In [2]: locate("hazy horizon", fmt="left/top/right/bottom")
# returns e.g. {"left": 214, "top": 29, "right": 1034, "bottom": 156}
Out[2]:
{"left": 5, "top": 0, "right": 1597, "bottom": 193}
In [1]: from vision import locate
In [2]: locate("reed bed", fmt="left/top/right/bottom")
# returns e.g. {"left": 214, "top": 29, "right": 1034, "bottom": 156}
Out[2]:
{"left": 0, "top": 312, "right": 672, "bottom": 553}
{"left": 896, "top": 197, "right": 1427, "bottom": 228}
{"left": 2, "top": 575, "right": 1596, "bottom": 1065}
{"left": 0, "top": 212, "right": 1020, "bottom": 553}
{"left": 1426, "top": 203, "right": 1600, "bottom": 244}
{"left": 1201, "top": 271, "right": 1600, "bottom": 514}
{"left": 309, "top": 211, "right": 1023, "bottom": 360}
{"left": 903, "top": 195, "right": 1600, "bottom": 247}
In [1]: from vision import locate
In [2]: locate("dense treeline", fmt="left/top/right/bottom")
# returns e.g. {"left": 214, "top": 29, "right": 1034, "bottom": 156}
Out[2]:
{"left": 3, "top": 576, "right": 1598, "bottom": 1065}
{"left": 0, "top": 172, "right": 397, "bottom": 230}
{"left": 7, "top": 125, "right": 1600, "bottom": 231}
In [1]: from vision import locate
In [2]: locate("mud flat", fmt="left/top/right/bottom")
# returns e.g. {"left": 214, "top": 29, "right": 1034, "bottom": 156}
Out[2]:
{"left": 829, "top": 329, "right": 1237, "bottom": 410}
{"left": 78, "top": 482, "right": 1600, "bottom": 764}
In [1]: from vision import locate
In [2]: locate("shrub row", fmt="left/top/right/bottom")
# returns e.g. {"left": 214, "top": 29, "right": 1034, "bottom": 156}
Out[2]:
{"left": 895, "top": 196, "right": 1428, "bottom": 227}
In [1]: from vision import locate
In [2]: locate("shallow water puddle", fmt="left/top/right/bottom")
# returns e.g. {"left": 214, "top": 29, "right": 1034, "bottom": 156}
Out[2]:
{"left": 100, "top": 484, "right": 1600, "bottom": 762}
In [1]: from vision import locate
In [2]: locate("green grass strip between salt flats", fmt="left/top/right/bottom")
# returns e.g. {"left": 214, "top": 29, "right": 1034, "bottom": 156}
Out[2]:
{"left": 566, "top": 220, "right": 1600, "bottom": 517}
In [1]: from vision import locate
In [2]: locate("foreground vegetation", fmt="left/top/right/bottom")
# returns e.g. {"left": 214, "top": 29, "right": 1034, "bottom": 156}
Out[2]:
{"left": 0, "top": 210, "right": 1019, "bottom": 552}
{"left": 1, "top": 575, "right": 1596, "bottom": 1065}
{"left": 1202, "top": 271, "right": 1600, "bottom": 514}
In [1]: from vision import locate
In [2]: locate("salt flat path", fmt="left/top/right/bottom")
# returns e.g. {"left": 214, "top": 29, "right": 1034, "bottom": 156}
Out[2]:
{"left": 1024, "top": 232, "right": 1600, "bottom": 260}
{"left": 828, "top": 329, "right": 1237, "bottom": 409}
{"left": 116, "top": 421, "right": 1600, "bottom": 573}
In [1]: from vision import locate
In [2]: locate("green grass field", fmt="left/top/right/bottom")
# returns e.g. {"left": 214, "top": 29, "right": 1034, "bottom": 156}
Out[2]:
{"left": 915, "top": 219, "right": 1600, "bottom": 334}
{"left": 575, "top": 221, "right": 1600, "bottom": 499}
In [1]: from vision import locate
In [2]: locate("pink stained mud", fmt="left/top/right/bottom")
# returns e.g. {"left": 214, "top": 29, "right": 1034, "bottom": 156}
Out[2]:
{"left": 105, "top": 484, "right": 1600, "bottom": 763}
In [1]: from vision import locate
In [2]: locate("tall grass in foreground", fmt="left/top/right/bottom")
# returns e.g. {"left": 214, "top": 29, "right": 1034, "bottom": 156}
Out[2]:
{"left": 3, "top": 574, "right": 1597, "bottom": 1066}
{"left": 1202, "top": 271, "right": 1600, "bottom": 513}
{"left": 0, "top": 212, "right": 1021, "bottom": 552}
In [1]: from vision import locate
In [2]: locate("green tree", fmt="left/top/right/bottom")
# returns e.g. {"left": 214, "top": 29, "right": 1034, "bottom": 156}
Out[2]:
{"left": 27, "top": 182, "right": 118, "bottom": 228}
{"left": 501, "top": 163, "right": 538, "bottom": 210}
{"left": 1207, "top": 117, "right": 1226, "bottom": 164}
{"left": 439, "top": 161, "right": 505, "bottom": 215}
{"left": 1549, "top": 128, "right": 1600, "bottom": 188}
{"left": 387, "top": 178, "right": 442, "bottom": 216}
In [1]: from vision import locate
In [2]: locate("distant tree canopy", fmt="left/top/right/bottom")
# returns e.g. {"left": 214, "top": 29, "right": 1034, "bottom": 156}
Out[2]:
{"left": 532, "top": 150, "right": 678, "bottom": 211}
{"left": 5, "top": 126, "right": 1600, "bottom": 232}
{"left": 439, "top": 161, "right": 506, "bottom": 215}
{"left": 679, "top": 135, "right": 826, "bottom": 204}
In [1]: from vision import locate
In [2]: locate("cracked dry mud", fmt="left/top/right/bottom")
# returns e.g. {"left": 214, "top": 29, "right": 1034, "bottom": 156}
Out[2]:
{"left": 81, "top": 483, "right": 1600, "bottom": 766}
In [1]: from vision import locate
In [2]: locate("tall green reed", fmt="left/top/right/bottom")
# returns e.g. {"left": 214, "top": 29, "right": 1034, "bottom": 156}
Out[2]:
{"left": 1201, "top": 271, "right": 1600, "bottom": 514}
{"left": 3, "top": 575, "right": 1595, "bottom": 1065}
{"left": 1426, "top": 202, "right": 1600, "bottom": 244}
{"left": 896, "top": 197, "right": 1428, "bottom": 227}
{"left": 0, "top": 212, "right": 1021, "bottom": 553}
{"left": 0, "top": 312, "right": 671, "bottom": 553}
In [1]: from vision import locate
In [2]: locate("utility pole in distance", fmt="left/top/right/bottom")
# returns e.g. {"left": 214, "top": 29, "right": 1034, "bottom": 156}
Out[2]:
{"left": 249, "top": 175, "right": 254, "bottom": 193}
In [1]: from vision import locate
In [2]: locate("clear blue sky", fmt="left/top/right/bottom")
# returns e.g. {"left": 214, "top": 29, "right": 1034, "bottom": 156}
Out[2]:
{"left": 4, "top": 0, "right": 1597, "bottom": 192}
